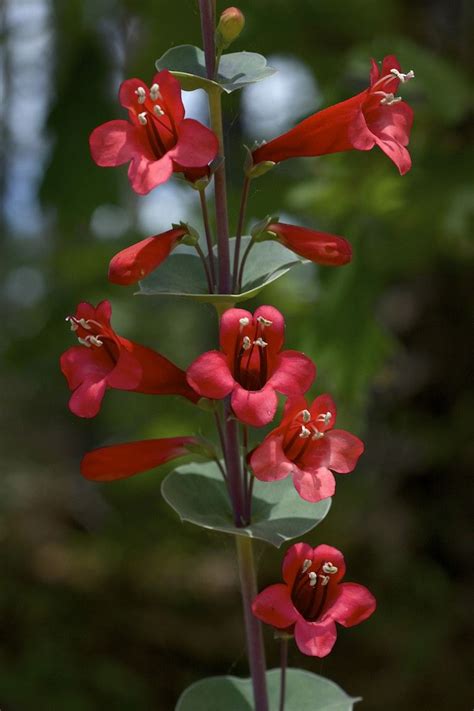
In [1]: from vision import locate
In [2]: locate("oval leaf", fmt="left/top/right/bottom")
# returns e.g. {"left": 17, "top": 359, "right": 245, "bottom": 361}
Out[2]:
{"left": 161, "top": 461, "right": 331, "bottom": 548}
{"left": 138, "top": 236, "right": 306, "bottom": 306}
{"left": 176, "top": 668, "right": 360, "bottom": 710}
{"left": 155, "top": 45, "right": 276, "bottom": 93}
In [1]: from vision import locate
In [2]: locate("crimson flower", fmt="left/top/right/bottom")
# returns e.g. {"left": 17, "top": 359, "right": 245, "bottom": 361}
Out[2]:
{"left": 252, "top": 55, "right": 414, "bottom": 175}
{"left": 250, "top": 394, "right": 363, "bottom": 502}
{"left": 60, "top": 300, "right": 197, "bottom": 418}
{"left": 81, "top": 436, "right": 198, "bottom": 482}
{"left": 108, "top": 226, "right": 187, "bottom": 285}
{"left": 263, "top": 222, "right": 352, "bottom": 266}
{"left": 252, "top": 542, "right": 376, "bottom": 657}
{"left": 186, "top": 306, "right": 315, "bottom": 427}
{"left": 89, "top": 70, "right": 219, "bottom": 195}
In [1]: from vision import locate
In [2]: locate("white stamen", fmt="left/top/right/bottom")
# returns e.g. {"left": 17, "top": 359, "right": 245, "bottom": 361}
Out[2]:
{"left": 150, "top": 83, "right": 161, "bottom": 100}
{"left": 242, "top": 336, "right": 252, "bottom": 350}
{"left": 254, "top": 338, "right": 268, "bottom": 348}
{"left": 77, "top": 337, "right": 91, "bottom": 348}
{"left": 300, "top": 409, "right": 311, "bottom": 423}
{"left": 301, "top": 559, "right": 312, "bottom": 573}
{"left": 299, "top": 425, "right": 311, "bottom": 439}
{"left": 380, "top": 93, "right": 402, "bottom": 106}
{"left": 138, "top": 112, "right": 148, "bottom": 125}
{"left": 308, "top": 572, "right": 317, "bottom": 587}
{"left": 256, "top": 316, "right": 273, "bottom": 327}
{"left": 390, "top": 68, "right": 415, "bottom": 83}
{"left": 153, "top": 105, "right": 165, "bottom": 117}
{"left": 319, "top": 575, "right": 330, "bottom": 586}
{"left": 311, "top": 428, "right": 324, "bottom": 440}
{"left": 67, "top": 317, "right": 78, "bottom": 332}
{"left": 135, "top": 86, "right": 146, "bottom": 104}
{"left": 88, "top": 336, "right": 103, "bottom": 347}
{"left": 239, "top": 317, "right": 250, "bottom": 327}
{"left": 75, "top": 318, "right": 92, "bottom": 330}
{"left": 322, "top": 562, "right": 338, "bottom": 575}
{"left": 316, "top": 411, "right": 332, "bottom": 425}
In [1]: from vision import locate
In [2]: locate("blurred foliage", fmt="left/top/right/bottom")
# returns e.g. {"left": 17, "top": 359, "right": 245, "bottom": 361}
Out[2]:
{"left": 0, "top": 0, "right": 473, "bottom": 709}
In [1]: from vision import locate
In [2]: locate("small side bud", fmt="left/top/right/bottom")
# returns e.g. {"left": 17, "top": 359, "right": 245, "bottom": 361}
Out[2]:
{"left": 216, "top": 7, "right": 245, "bottom": 50}
{"left": 250, "top": 215, "right": 279, "bottom": 241}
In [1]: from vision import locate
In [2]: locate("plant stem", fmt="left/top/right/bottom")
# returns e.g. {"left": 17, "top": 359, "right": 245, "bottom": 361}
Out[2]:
{"left": 279, "top": 637, "right": 288, "bottom": 711}
{"left": 232, "top": 175, "right": 251, "bottom": 292}
{"left": 198, "top": 0, "right": 215, "bottom": 79}
{"left": 194, "top": 242, "right": 214, "bottom": 293}
{"left": 237, "top": 236, "right": 256, "bottom": 292}
{"left": 236, "top": 536, "right": 270, "bottom": 711}
{"left": 198, "top": 187, "right": 216, "bottom": 289}
{"left": 222, "top": 399, "right": 245, "bottom": 526}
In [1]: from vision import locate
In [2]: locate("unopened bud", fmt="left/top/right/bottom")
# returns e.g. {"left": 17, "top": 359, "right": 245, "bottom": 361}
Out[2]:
{"left": 216, "top": 7, "right": 245, "bottom": 49}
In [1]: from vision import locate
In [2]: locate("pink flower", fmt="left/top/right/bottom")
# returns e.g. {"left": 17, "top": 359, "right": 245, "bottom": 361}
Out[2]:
{"left": 108, "top": 226, "right": 187, "bottom": 285}
{"left": 252, "top": 56, "right": 414, "bottom": 175}
{"left": 60, "top": 300, "right": 197, "bottom": 418}
{"left": 252, "top": 542, "right": 376, "bottom": 657}
{"left": 89, "top": 70, "right": 219, "bottom": 194}
{"left": 81, "top": 436, "right": 199, "bottom": 481}
{"left": 186, "top": 306, "right": 315, "bottom": 427}
{"left": 264, "top": 222, "right": 352, "bottom": 266}
{"left": 250, "top": 394, "right": 364, "bottom": 502}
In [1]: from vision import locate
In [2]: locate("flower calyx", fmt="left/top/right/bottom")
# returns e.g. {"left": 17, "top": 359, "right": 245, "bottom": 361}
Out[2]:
{"left": 172, "top": 221, "right": 200, "bottom": 246}
{"left": 243, "top": 144, "right": 276, "bottom": 179}
{"left": 250, "top": 214, "right": 279, "bottom": 242}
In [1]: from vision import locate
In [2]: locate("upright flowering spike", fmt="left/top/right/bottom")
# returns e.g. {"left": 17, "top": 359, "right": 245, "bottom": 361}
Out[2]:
{"left": 60, "top": 300, "right": 197, "bottom": 418}
{"left": 89, "top": 69, "right": 219, "bottom": 195}
{"left": 252, "top": 543, "right": 376, "bottom": 657}
{"left": 108, "top": 226, "right": 187, "bottom": 285}
{"left": 252, "top": 55, "right": 414, "bottom": 175}
{"left": 263, "top": 222, "right": 352, "bottom": 266}
{"left": 186, "top": 306, "right": 315, "bottom": 427}
{"left": 250, "top": 394, "right": 364, "bottom": 501}
{"left": 81, "top": 436, "right": 199, "bottom": 481}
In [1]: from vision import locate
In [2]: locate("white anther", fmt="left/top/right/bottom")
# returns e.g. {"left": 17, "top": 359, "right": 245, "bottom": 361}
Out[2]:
{"left": 308, "top": 572, "right": 318, "bottom": 587}
{"left": 316, "top": 411, "right": 332, "bottom": 425}
{"left": 256, "top": 316, "right": 273, "bottom": 327}
{"left": 67, "top": 317, "right": 78, "bottom": 331}
{"left": 322, "top": 562, "right": 338, "bottom": 575}
{"left": 242, "top": 336, "right": 252, "bottom": 350}
{"left": 390, "top": 68, "right": 415, "bottom": 83}
{"left": 301, "top": 559, "right": 312, "bottom": 573}
{"left": 135, "top": 86, "right": 146, "bottom": 104}
{"left": 77, "top": 337, "right": 91, "bottom": 348}
{"left": 138, "top": 112, "right": 148, "bottom": 125}
{"left": 254, "top": 338, "right": 268, "bottom": 348}
{"left": 75, "top": 318, "right": 92, "bottom": 330}
{"left": 88, "top": 336, "right": 103, "bottom": 347}
{"left": 150, "top": 83, "right": 161, "bottom": 100}
{"left": 153, "top": 105, "right": 164, "bottom": 117}
{"left": 300, "top": 409, "right": 311, "bottom": 423}
{"left": 239, "top": 317, "right": 250, "bottom": 327}
{"left": 380, "top": 93, "right": 402, "bottom": 106}
{"left": 299, "top": 425, "right": 311, "bottom": 439}
{"left": 311, "top": 428, "right": 324, "bottom": 440}
{"left": 319, "top": 575, "right": 330, "bottom": 586}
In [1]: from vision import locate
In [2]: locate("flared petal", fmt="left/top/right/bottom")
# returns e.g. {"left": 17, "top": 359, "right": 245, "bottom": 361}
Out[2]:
{"left": 69, "top": 378, "right": 107, "bottom": 419}
{"left": 231, "top": 383, "right": 278, "bottom": 427}
{"left": 253, "top": 305, "right": 285, "bottom": 353}
{"left": 151, "top": 69, "right": 185, "bottom": 124}
{"left": 219, "top": 308, "right": 253, "bottom": 354}
{"left": 250, "top": 433, "right": 293, "bottom": 482}
{"left": 251, "top": 584, "right": 298, "bottom": 629}
{"left": 127, "top": 153, "right": 174, "bottom": 195}
{"left": 309, "top": 393, "right": 337, "bottom": 432}
{"left": 282, "top": 542, "right": 315, "bottom": 586}
{"left": 106, "top": 346, "right": 143, "bottom": 390}
{"left": 89, "top": 120, "right": 143, "bottom": 167}
{"left": 327, "top": 582, "right": 376, "bottom": 628}
{"left": 269, "top": 350, "right": 316, "bottom": 396}
{"left": 81, "top": 436, "right": 197, "bottom": 481}
{"left": 268, "top": 222, "right": 352, "bottom": 266}
{"left": 312, "top": 544, "right": 346, "bottom": 582}
{"left": 324, "top": 429, "right": 364, "bottom": 473}
{"left": 169, "top": 119, "right": 219, "bottom": 168}
{"left": 119, "top": 78, "right": 148, "bottom": 110}
{"left": 292, "top": 464, "right": 336, "bottom": 502}
{"left": 347, "top": 108, "right": 376, "bottom": 151}
{"left": 294, "top": 618, "right": 337, "bottom": 657}
{"left": 60, "top": 346, "right": 112, "bottom": 391}
{"left": 372, "top": 136, "right": 412, "bottom": 175}
{"left": 108, "top": 228, "right": 184, "bottom": 285}
{"left": 187, "top": 351, "right": 235, "bottom": 400}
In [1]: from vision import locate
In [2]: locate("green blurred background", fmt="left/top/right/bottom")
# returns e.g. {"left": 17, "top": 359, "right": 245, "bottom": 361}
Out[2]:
{"left": 1, "top": 0, "right": 472, "bottom": 708}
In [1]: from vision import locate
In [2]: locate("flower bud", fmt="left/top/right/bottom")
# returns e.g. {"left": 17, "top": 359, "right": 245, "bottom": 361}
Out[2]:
{"left": 216, "top": 7, "right": 245, "bottom": 49}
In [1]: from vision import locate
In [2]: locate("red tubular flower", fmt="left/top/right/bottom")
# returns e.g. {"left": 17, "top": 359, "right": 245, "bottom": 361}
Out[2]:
{"left": 81, "top": 436, "right": 198, "bottom": 481}
{"left": 186, "top": 306, "right": 315, "bottom": 427}
{"left": 265, "top": 222, "right": 352, "bottom": 266}
{"left": 252, "top": 55, "right": 414, "bottom": 175}
{"left": 252, "top": 542, "right": 376, "bottom": 657}
{"left": 89, "top": 70, "right": 219, "bottom": 195}
{"left": 250, "top": 394, "right": 364, "bottom": 502}
{"left": 60, "top": 300, "right": 197, "bottom": 418}
{"left": 108, "top": 226, "right": 186, "bottom": 285}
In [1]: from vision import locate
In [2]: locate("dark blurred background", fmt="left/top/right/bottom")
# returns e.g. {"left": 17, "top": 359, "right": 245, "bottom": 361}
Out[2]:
{"left": 0, "top": 0, "right": 473, "bottom": 709}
